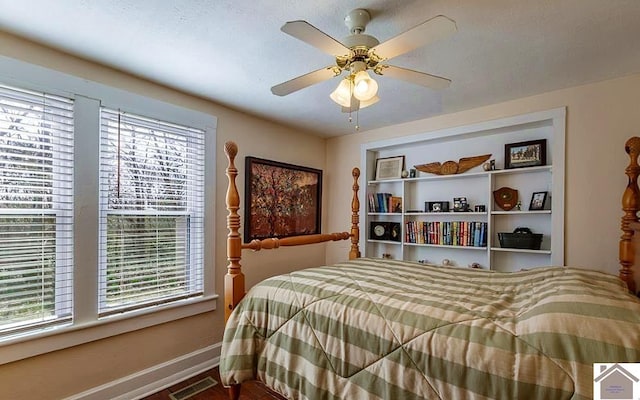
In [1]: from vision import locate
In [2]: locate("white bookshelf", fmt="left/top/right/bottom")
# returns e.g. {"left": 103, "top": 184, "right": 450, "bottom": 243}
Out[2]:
{"left": 360, "top": 108, "right": 566, "bottom": 272}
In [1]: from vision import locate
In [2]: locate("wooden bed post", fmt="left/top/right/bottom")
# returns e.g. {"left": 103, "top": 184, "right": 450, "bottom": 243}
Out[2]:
{"left": 222, "top": 141, "right": 360, "bottom": 400}
{"left": 224, "top": 141, "right": 243, "bottom": 400}
{"left": 224, "top": 141, "right": 245, "bottom": 323}
{"left": 620, "top": 136, "right": 640, "bottom": 293}
{"left": 350, "top": 167, "right": 361, "bottom": 259}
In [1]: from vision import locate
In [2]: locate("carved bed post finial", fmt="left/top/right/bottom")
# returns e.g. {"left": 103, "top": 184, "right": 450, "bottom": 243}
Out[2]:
{"left": 224, "top": 141, "right": 245, "bottom": 322}
{"left": 349, "top": 167, "right": 361, "bottom": 259}
{"left": 620, "top": 136, "right": 640, "bottom": 293}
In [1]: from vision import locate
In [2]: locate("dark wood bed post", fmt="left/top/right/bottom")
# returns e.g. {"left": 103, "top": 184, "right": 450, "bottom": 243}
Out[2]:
{"left": 620, "top": 136, "right": 640, "bottom": 293}
{"left": 349, "top": 167, "right": 361, "bottom": 260}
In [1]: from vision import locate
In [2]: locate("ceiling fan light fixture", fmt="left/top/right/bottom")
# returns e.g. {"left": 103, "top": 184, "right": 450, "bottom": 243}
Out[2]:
{"left": 359, "top": 95, "right": 379, "bottom": 109}
{"left": 353, "top": 70, "right": 378, "bottom": 101}
{"left": 330, "top": 77, "right": 353, "bottom": 107}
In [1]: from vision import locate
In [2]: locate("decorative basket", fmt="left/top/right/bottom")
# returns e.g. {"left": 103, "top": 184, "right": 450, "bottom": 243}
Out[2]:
{"left": 498, "top": 227, "right": 542, "bottom": 250}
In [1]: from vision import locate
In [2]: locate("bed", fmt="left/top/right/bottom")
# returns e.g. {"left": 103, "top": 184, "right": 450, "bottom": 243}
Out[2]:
{"left": 219, "top": 140, "right": 640, "bottom": 400}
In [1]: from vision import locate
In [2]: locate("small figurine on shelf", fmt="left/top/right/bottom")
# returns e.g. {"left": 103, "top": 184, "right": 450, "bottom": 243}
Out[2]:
{"left": 442, "top": 258, "right": 452, "bottom": 266}
{"left": 482, "top": 160, "right": 496, "bottom": 171}
{"left": 468, "top": 262, "right": 482, "bottom": 269}
{"left": 515, "top": 201, "right": 522, "bottom": 211}
{"left": 382, "top": 253, "right": 392, "bottom": 259}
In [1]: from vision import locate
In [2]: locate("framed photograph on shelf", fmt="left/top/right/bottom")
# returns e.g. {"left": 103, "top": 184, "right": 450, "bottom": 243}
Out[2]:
{"left": 425, "top": 201, "right": 449, "bottom": 212}
{"left": 244, "top": 156, "right": 322, "bottom": 242}
{"left": 504, "top": 139, "right": 547, "bottom": 169}
{"left": 375, "top": 156, "right": 405, "bottom": 180}
{"left": 529, "top": 191, "right": 548, "bottom": 211}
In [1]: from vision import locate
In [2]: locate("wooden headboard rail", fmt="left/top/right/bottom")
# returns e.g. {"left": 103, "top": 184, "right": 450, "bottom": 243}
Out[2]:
{"left": 224, "top": 141, "right": 360, "bottom": 322}
{"left": 620, "top": 136, "right": 640, "bottom": 293}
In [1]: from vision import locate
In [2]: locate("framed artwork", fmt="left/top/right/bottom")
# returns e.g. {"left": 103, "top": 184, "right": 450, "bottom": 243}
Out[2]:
{"left": 244, "top": 157, "right": 322, "bottom": 242}
{"left": 504, "top": 139, "right": 547, "bottom": 169}
{"left": 425, "top": 201, "right": 449, "bottom": 212}
{"left": 529, "top": 191, "right": 548, "bottom": 211}
{"left": 375, "top": 156, "right": 405, "bottom": 180}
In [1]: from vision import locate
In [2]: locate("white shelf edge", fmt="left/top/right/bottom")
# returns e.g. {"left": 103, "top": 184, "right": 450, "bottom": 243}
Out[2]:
{"left": 491, "top": 210, "right": 552, "bottom": 215}
{"left": 490, "top": 165, "right": 552, "bottom": 176}
{"left": 368, "top": 212, "right": 403, "bottom": 216}
{"left": 367, "top": 239, "right": 402, "bottom": 245}
{"left": 367, "top": 165, "right": 552, "bottom": 185}
{"left": 404, "top": 212, "right": 487, "bottom": 216}
{"left": 490, "top": 247, "right": 552, "bottom": 254}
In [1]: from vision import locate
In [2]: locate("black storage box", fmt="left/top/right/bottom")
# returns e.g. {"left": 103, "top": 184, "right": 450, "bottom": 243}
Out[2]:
{"left": 498, "top": 227, "right": 542, "bottom": 250}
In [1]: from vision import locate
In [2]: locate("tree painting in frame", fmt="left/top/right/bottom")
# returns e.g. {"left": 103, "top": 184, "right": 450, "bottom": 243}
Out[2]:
{"left": 244, "top": 157, "right": 322, "bottom": 242}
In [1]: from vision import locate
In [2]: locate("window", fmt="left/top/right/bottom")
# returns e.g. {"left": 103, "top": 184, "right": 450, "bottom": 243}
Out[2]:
{"left": 98, "top": 108, "right": 205, "bottom": 316}
{"left": 0, "top": 58, "right": 216, "bottom": 362}
{"left": 0, "top": 84, "right": 74, "bottom": 336}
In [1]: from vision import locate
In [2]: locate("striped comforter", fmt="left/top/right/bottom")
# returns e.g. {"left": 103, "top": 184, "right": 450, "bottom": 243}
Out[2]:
{"left": 220, "top": 258, "right": 640, "bottom": 399}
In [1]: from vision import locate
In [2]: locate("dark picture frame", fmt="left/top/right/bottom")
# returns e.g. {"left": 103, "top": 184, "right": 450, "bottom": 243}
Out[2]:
{"left": 375, "top": 155, "right": 405, "bottom": 180}
{"left": 504, "top": 139, "right": 547, "bottom": 169}
{"left": 425, "top": 201, "right": 449, "bottom": 212}
{"left": 529, "top": 191, "right": 548, "bottom": 211}
{"left": 244, "top": 157, "right": 322, "bottom": 242}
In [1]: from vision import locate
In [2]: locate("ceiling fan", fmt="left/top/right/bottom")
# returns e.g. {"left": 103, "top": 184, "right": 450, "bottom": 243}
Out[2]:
{"left": 271, "top": 9, "right": 457, "bottom": 113}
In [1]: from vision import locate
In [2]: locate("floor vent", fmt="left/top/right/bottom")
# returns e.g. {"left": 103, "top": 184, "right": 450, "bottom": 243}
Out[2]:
{"left": 169, "top": 376, "right": 218, "bottom": 400}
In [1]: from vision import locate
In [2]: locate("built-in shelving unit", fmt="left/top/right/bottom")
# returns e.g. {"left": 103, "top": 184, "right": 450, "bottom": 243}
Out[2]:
{"left": 360, "top": 108, "right": 566, "bottom": 272}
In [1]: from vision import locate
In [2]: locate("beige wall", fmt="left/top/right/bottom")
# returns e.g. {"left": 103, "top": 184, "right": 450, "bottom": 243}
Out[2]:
{"left": 0, "top": 32, "right": 327, "bottom": 399}
{"left": 326, "top": 73, "right": 640, "bottom": 293}
{"left": 2, "top": 28, "right": 640, "bottom": 399}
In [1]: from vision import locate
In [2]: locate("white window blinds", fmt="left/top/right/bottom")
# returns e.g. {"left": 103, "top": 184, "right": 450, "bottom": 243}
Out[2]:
{"left": 98, "top": 108, "right": 204, "bottom": 316}
{"left": 0, "top": 84, "right": 74, "bottom": 336}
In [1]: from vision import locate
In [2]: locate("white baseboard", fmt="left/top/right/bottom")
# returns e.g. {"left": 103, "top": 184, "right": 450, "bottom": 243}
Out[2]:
{"left": 65, "top": 342, "right": 222, "bottom": 400}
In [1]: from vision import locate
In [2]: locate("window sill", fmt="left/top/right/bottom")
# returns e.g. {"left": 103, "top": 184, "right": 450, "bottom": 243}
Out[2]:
{"left": 0, "top": 294, "right": 218, "bottom": 365}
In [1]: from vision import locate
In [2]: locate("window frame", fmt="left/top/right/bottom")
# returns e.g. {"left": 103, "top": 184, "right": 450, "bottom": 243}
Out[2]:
{"left": 97, "top": 108, "right": 206, "bottom": 316}
{"left": 0, "top": 85, "right": 75, "bottom": 336}
{"left": 0, "top": 57, "right": 218, "bottom": 366}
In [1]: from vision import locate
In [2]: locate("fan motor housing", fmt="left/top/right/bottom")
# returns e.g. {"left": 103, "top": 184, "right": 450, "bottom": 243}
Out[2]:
{"left": 341, "top": 33, "right": 379, "bottom": 50}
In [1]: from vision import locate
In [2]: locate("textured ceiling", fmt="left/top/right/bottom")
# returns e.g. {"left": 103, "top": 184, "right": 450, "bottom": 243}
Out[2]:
{"left": 0, "top": 0, "right": 639, "bottom": 137}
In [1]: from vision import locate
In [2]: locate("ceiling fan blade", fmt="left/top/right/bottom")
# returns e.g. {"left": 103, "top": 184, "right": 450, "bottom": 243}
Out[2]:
{"left": 271, "top": 67, "right": 338, "bottom": 96}
{"left": 370, "top": 15, "right": 457, "bottom": 60}
{"left": 379, "top": 65, "right": 451, "bottom": 90}
{"left": 281, "top": 21, "right": 351, "bottom": 56}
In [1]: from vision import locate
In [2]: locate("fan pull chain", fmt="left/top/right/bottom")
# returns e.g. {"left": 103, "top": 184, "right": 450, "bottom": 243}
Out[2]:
{"left": 355, "top": 109, "right": 359, "bottom": 131}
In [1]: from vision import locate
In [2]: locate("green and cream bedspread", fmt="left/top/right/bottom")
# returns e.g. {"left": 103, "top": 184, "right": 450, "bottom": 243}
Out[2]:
{"left": 220, "top": 258, "right": 640, "bottom": 399}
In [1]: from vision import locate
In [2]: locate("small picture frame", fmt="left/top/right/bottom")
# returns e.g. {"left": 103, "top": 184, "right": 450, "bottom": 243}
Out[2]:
{"left": 529, "top": 191, "right": 548, "bottom": 211}
{"left": 504, "top": 139, "right": 547, "bottom": 169}
{"left": 375, "top": 156, "right": 405, "bottom": 180}
{"left": 425, "top": 201, "right": 449, "bottom": 212}
{"left": 453, "top": 197, "right": 468, "bottom": 212}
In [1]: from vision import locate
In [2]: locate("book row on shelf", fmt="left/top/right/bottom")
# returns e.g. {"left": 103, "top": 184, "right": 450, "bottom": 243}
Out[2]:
{"left": 405, "top": 220, "right": 488, "bottom": 247}
{"left": 368, "top": 192, "right": 402, "bottom": 213}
